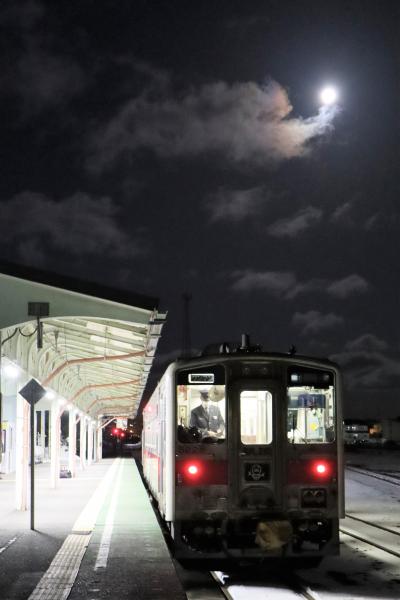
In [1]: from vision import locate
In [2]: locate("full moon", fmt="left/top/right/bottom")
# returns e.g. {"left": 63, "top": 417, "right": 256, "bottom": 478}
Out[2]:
{"left": 320, "top": 86, "right": 338, "bottom": 105}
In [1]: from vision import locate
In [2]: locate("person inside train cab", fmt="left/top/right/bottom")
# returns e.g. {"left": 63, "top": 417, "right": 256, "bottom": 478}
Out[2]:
{"left": 190, "top": 389, "right": 225, "bottom": 438}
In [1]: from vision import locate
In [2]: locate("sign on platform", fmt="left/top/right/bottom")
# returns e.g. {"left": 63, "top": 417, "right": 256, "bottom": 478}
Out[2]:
{"left": 19, "top": 379, "right": 46, "bottom": 405}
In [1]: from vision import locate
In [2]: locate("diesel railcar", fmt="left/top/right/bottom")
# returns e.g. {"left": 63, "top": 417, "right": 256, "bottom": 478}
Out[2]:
{"left": 142, "top": 337, "right": 344, "bottom": 565}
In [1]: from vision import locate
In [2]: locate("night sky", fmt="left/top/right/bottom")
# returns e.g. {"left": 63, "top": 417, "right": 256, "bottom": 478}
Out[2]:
{"left": 1, "top": 1, "right": 399, "bottom": 419}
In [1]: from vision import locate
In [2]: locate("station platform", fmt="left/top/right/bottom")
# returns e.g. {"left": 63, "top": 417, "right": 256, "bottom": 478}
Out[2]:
{"left": 0, "top": 458, "right": 186, "bottom": 599}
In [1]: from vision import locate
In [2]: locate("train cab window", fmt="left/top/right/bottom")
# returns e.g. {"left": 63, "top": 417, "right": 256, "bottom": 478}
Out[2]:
{"left": 287, "top": 386, "right": 335, "bottom": 444}
{"left": 176, "top": 384, "right": 226, "bottom": 443}
{"left": 240, "top": 390, "right": 273, "bottom": 445}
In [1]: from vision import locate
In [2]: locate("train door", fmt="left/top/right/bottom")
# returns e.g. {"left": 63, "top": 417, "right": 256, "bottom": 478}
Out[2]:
{"left": 228, "top": 381, "right": 284, "bottom": 512}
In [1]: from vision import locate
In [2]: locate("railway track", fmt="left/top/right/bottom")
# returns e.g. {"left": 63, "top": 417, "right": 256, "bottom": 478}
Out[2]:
{"left": 184, "top": 515, "right": 400, "bottom": 600}
{"left": 210, "top": 569, "right": 322, "bottom": 600}
{"left": 182, "top": 565, "right": 322, "bottom": 600}
{"left": 346, "top": 464, "right": 400, "bottom": 486}
{"left": 340, "top": 513, "right": 400, "bottom": 558}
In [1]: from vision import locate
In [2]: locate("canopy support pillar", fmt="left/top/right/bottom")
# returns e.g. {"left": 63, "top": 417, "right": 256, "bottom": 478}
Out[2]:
{"left": 15, "top": 390, "right": 29, "bottom": 510}
{"left": 68, "top": 410, "right": 76, "bottom": 477}
{"left": 50, "top": 400, "right": 60, "bottom": 489}
{"left": 96, "top": 420, "right": 102, "bottom": 461}
{"left": 80, "top": 418, "right": 87, "bottom": 470}
{"left": 87, "top": 422, "right": 93, "bottom": 467}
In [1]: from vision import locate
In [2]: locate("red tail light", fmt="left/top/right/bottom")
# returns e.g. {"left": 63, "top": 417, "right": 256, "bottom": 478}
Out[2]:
{"left": 176, "top": 459, "right": 228, "bottom": 486}
{"left": 288, "top": 459, "right": 336, "bottom": 484}
{"left": 311, "top": 460, "right": 330, "bottom": 478}
{"left": 185, "top": 462, "right": 202, "bottom": 479}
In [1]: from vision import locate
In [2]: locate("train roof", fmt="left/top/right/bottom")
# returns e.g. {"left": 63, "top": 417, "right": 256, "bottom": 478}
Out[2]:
{"left": 172, "top": 350, "right": 340, "bottom": 370}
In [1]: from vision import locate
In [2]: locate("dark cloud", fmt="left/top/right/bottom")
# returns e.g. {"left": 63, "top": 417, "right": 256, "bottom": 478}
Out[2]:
{"left": 206, "top": 186, "right": 269, "bottom": 222}
{"left": 16, "top": 49, "right": 86, "bottom": 113}
{"left": 0, "top": 0, "right": 44, "bottom": 31}
{"left": 88, "top": 80, "right": 338, "bottom": 171}
{"left": 292, "top": 310, "right": 344, "bottom": 335}
{"left": 345, "top": 333, "right": 388, "bottom": 353}
{"left": 225, "top": 14, "right": 271, "bottom": 31}
{"left": 330, "top": 202, "right": 353, "bottom": 223}
{"left": 331, "top": 334, "right": 400, "bottom": 391}
{"left": 230, "top": 270, "right": 369, "bottom": 300}
{"left": 0, "top": 191, "right": 144, "bottom": 265}
{"left": 267, "top": 206, "right": 322, "bottom": 237}
{"left": 0, "top": 1, "right": 86, "bottom": 114}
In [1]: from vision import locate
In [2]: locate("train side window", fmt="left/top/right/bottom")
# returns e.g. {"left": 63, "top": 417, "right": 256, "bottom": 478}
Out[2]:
{"left": 240, "top": 390, "right": 272, "bottom": 445}
{"left": 287, "top": 386, "right": 335, "bottom": 444}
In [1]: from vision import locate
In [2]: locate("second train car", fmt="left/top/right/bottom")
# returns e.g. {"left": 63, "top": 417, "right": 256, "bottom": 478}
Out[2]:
{"left": 142, "top": 336, "right": 344, "bottom": 565}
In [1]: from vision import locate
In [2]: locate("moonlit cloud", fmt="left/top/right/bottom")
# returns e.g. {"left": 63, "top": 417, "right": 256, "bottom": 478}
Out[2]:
{"left": 230, "top": 269, "right": 369, "bottom": 300}
{"left": 267, "top": 206, "right": 322, "bottom": 237}
{"left": 292, "top": 310, "right": 344, "bottom": 335}
{"left": 326, "top": 274, "right": 369, "bottom": 298}
{"left": 0, "top": 191, "right": 143, "bottom": 264}
{"left": 89, "top": 80, "right": 339, "bottom": 171}
{"left": 344, "top": 334, "right": 388, "bottom": 352}
{"left": 206, "top": 186, "right": 268, "bottom": 222}
{"left": 331, "top": 202, "right": 353, "bottom": 222}
{"left": 231, "top": 270, "right": 297, "bottom": 295}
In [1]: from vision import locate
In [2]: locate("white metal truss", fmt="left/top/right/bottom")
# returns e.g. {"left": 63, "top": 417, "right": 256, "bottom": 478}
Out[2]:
{"left": 0, "top": 269, "right": 166, "bottom": 419}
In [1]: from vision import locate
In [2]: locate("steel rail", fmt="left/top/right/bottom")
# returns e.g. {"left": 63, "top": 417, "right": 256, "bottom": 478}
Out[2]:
{"left": 340, "top": 527, "right": 400, "bottom": 559}
{"left": 346, "top": 465, "right": 400, "bottom": 486}
{"left": 210, "top": 570, "right": 321, "bottom": 600}
{"left": 345, "top": 513, "right": 400, "bottom": 537}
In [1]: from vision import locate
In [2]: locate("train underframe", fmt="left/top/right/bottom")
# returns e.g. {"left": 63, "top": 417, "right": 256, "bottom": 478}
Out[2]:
{"left": 169, "top": 512, "right": 340, "bottom": 563}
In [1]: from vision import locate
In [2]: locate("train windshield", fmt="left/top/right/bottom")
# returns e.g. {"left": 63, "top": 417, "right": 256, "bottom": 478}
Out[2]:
{"left": 287, "top": 368, "right": 335, "bottom": 444}
{"left": 177, "top": 384, "right": 226, "bottom": 443}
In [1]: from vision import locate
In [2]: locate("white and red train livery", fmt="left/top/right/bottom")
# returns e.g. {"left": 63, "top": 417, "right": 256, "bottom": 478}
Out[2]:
{"left": 142, "top": 338, "right": 344, "bottom": 565}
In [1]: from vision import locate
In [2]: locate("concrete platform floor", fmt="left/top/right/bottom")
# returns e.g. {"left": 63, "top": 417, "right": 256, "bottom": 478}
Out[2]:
{"left": 0, "top": 458, "right": 185, "bottom": 599}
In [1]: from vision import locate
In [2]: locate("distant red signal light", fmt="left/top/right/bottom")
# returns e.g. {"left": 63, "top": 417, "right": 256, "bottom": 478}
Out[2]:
{"left": 112, "top": 428, "right": 119, "bottom": 435}
{"left": 187, "top": 464, "right": 198, "bottom": 475}
{"left": 120, "top": 432, "right": 125, "bottom": 438}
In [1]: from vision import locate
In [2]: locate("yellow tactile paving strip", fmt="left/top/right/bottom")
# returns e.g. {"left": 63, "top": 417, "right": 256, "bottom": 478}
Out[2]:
{"left": 27, "top": 459, "right": 121, "bottom": 600}
{"left": 28, "top": 534, "right": 91, "bottom": 600}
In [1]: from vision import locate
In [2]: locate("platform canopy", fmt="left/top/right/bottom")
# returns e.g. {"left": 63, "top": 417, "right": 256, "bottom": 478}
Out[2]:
{"left": 0, "top": 263, "right": 166, "bottom": 419}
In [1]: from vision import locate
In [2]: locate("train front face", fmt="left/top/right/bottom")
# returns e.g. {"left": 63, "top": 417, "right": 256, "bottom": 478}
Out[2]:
{"left": 173, "top": 355, "right": 342, "bottom": 561}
